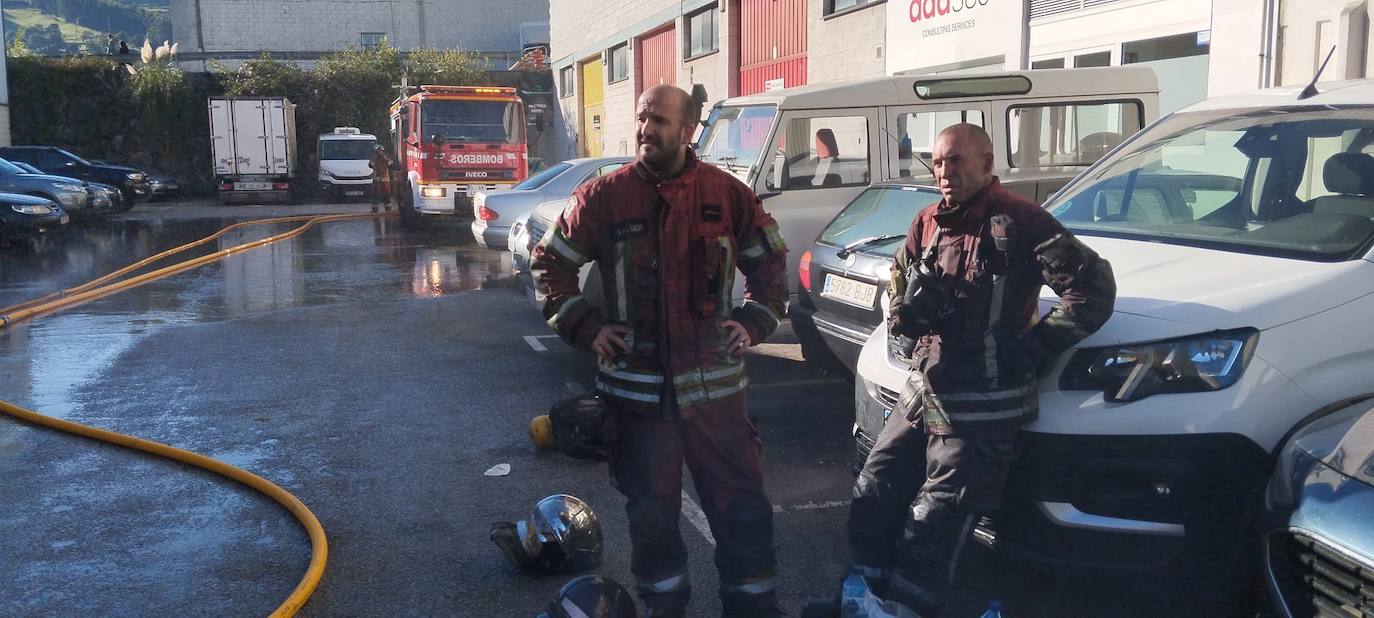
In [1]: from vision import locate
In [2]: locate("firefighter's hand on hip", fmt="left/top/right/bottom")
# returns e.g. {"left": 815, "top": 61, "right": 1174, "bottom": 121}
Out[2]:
{"left": 721, "top": 320, "right": 751, "bottom": 356}
{"left": 593, "top": 325, "right": 633, "bottom": 364}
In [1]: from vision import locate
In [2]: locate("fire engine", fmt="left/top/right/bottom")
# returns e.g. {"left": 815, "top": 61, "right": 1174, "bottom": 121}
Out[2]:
{"left": 388, "top": 85, "right": 529, "bottom": 228}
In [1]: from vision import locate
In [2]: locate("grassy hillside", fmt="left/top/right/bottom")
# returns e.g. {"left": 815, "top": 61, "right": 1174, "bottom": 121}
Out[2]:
{"left": 4, "top": 0, "right": 170, "bottom": 55}
{"left": 5, "top": 7, "right": 105, "bottom": 51}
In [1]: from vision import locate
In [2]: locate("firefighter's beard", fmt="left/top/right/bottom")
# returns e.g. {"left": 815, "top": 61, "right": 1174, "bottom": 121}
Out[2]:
{"left": 637, "top": 132, "right": 683, "bottom": 173}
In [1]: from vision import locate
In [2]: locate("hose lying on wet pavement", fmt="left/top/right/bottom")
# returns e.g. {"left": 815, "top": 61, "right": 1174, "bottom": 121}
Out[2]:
{"left": 0, "top": 211, "right": 390, "bottom": 615}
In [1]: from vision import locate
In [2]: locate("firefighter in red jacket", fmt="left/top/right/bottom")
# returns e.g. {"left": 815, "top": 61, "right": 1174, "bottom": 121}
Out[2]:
{"left": 816, "top": 124, "right": 1117, "bottom": 616}
{"left": 530, "top": 85, "right": 788, "bottom": 617}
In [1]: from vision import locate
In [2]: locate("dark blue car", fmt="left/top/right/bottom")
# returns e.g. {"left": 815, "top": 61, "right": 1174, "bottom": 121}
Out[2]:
{"left": 1263, "top": 398, "right": 1374, "bottom": 617}
{"left": 0, "top": 192, "right": 68, "bottom": 243}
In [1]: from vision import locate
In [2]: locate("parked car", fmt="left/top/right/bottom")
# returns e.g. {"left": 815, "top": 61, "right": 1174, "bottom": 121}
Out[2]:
{"left": 853, "top": 79, "right": 1374, "bottom": 612}
{"left": 0, "top": 158, "right": 95, "bottom": 220}
{"left": 0, "top": 146, "right": 149, "bottom": 203}
{"left": 1262, "top": 397, "right": 1374, "bottom": 618}
{"left": 517, "top": 196, "right": 606, "bottom": 309}
{"left": 146, "top": 172, "right": 181, "bottom": 201}
{"left": 11, "top": 160, "right": 125, "bottom": 215}
{"left": 471, "top": 156, "right": 631, "bottom": 249}
{"left": 509, "top": 211, "right": 536, "bottom": 305}
{"left": 0, "top": 192, "right": 67, "bottom": 243}
{"left": 793, "top": 172, "right": 1074, "bottom": 376}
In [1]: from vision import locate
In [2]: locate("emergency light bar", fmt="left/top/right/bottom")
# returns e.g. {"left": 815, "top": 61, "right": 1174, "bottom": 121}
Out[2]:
{"left": 419, "top": 85, "right": 516, "bottom": 95}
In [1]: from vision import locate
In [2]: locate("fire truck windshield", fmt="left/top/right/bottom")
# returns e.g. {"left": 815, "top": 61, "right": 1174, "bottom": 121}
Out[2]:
{"left": 422, "top": 100, "right": 523, "bottom": 144}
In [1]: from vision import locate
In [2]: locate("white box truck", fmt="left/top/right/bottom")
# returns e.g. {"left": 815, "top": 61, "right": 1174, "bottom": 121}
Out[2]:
{"left": 209, "top": 97, "right": 297, "bottom": 203}
{"left": 317, "top": 127, "right": 377, "bottom": 200}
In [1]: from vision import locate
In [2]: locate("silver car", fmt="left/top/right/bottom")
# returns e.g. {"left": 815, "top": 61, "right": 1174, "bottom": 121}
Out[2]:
{"left": 470, "top": 156, "right": 631, "bottom": 249}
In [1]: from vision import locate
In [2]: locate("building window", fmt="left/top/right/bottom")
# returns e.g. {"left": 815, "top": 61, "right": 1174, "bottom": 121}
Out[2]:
{"left": 361, "top": 33, "right": 387, "bottom": 51}
{"left": 1031, "top": 58, "right": 1065, "bottom": 69}
{"left": 608, "top": 43, "right": 629, "bottom": 83}
{"left": 559, "top": 67, "right": 574, "bottom": 98}
{"left": 1074, "top": 51, "right": 1111, "bottom": 68}
{"left": 1122, "top": 31, "right": 1210, "bottom": 64}
{"left": 826, "top": 0, "right": 877, "bottom": 15}
{"left": 686, "top": 5, "right": 718, "bottom": 59}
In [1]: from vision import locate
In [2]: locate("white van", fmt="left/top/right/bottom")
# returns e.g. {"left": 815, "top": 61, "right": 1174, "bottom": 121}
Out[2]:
{"left": 317, "top": 127, "right": 378, "bottom": 200}
{"left": 692, "top": 66, "right": 1160, "bottom": 301}
{"left": 854, "top": 79, "right": 1374, "bottom": 609}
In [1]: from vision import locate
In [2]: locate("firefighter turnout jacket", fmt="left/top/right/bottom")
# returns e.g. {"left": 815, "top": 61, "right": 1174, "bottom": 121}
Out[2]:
{"left": 890, "top": 178, "right": 1115, "bottom": 434}
{"left": 531, "top": 151, "right": 788, "bottom": 416}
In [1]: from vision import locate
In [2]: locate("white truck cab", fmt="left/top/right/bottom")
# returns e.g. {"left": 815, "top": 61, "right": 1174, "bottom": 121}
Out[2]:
{"left": 318, "top": 127, "right": 377, "bottom": 199}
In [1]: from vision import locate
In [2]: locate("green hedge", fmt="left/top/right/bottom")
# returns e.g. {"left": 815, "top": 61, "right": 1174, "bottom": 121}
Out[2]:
{"left": 6, "top": 44, "right": 548, "bottom": 197}
{"left": 8, "top": 54, "right": 219, "bottom": 193}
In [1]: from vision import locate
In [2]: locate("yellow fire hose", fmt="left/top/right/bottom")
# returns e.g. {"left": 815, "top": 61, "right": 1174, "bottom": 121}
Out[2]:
{"left": 0, "top": 211, "right": 390, "bottom": 615}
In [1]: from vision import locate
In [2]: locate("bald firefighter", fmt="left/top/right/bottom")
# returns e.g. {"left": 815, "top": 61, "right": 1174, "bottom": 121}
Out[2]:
{"left": 813, "top": 123, "right": 1117, "bottom": 616}
{"left": 530, "top": 85, "right": 788, "bottom": 617}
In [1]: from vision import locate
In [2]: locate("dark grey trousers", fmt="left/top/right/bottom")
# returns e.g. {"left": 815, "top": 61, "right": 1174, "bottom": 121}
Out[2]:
{"left": 848, "top": 416, "right": 1021, "bottom": 612}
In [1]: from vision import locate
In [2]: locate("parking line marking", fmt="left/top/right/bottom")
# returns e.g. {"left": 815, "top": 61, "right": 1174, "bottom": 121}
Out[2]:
{"left": 682, "top": 491, "right": 716, "bottom": 546}
{"left": 564, "top": 381, "right": 584, "bottom": 395}
{"left": 523, "top": 335, "right": 558, "bottom": 352}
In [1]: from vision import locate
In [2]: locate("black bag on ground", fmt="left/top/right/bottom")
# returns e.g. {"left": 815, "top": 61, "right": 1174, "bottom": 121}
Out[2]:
{"left": 549, "top": 393, "right": 609, "bottom": 461}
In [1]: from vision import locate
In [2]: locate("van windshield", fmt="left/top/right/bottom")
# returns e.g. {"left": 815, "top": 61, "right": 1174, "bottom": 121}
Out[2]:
{"left": 1048, "top": 107, "right": 1374, "bottom": 262}
{"left": 319, "top": 139, "right": 377, "bottom": 160}
{"left": 696, "top": 105, "right": 776, "bottom": 178}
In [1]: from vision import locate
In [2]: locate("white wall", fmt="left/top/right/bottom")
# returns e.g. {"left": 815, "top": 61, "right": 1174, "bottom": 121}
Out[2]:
{"left": 0, "top": 0, "right": 10, "bottom": 146}
{"left": 1277, "top": 0, "right": 1372, "bottom": 87}
{"left": 1029, "top": 0, "right": 1209, "bottom": 67}
{"left": 1207, "top": 0, "right": 1269, "bottom": 96}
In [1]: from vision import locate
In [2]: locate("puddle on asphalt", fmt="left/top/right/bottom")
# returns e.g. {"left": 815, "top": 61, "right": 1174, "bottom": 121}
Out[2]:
{"left": 0, "top": 216, "right": 514, "bottom": 416}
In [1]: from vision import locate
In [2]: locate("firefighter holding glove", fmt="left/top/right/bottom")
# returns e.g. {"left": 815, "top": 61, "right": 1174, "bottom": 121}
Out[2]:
{"left": 811, "top": 124, "right": 1117, "bottom": 617}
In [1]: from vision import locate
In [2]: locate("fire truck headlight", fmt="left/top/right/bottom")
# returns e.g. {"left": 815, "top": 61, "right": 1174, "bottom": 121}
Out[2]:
{"left": 420, "top": 187, "right": 447, "bottom": 198}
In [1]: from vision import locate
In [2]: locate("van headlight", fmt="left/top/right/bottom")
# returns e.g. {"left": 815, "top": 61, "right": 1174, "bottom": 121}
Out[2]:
{"left": 1060, "top": 329, "right": 1258, "bottom": 402}
{"left": 420, "top": 187, "right": 447, "bottom": 198}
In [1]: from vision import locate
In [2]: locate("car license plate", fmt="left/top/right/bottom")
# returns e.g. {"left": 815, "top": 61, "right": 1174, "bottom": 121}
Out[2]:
{"left": 236, "top": 182, "right": 270, "bottom": 191}
{"left": 344, "top": 190, "right": 364, "bottom": 196}
{"left": 822, "top": 273, "right": 877, "bottom": 308}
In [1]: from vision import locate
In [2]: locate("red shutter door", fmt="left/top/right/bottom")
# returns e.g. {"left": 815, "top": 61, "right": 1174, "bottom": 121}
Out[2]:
{"left": 637, "top": 26, "right": 676, "bottom": 98}
{"left": 739, "top": 0, "right": 807, "bottom": 96}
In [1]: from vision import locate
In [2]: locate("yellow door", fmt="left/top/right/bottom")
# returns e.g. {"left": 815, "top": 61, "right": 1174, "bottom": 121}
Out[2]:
{"left": 580, "top": 59, "right": 605, "bottom": 157}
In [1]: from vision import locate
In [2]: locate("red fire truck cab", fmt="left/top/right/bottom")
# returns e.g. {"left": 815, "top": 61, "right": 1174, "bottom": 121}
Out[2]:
{"left": 389, "top": 85, "right": 529, "bottom": 227}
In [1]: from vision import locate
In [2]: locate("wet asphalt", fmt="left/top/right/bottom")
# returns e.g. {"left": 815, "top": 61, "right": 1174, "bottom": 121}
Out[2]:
{"left": 0, "top": 201, "right": 1167, "bottom": 617}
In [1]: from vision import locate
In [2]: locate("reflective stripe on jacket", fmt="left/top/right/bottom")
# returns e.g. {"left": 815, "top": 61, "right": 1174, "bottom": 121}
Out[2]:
{"left": 888, "top": 178, "right": 1115, "bottom": 433}
{"left": 531, "top": 151, "right": 787, "bottom": 415}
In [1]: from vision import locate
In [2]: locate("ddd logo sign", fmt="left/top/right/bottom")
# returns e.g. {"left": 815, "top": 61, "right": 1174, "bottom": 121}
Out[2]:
{"left": 909, "top": 0, "right": 990, "bottom": 22}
